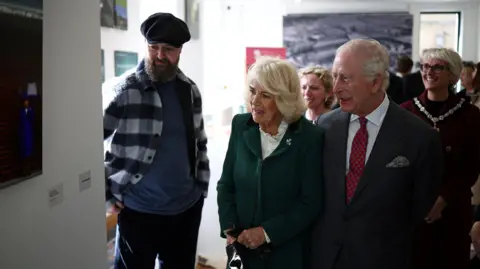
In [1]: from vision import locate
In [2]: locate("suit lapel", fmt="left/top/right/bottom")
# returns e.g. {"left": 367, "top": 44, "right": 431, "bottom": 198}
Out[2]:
{"left": 330, "top": 111, "right": 350, "bottom": 210}
{"left": 350, "top": 103, "right": 405, "bottom": 203}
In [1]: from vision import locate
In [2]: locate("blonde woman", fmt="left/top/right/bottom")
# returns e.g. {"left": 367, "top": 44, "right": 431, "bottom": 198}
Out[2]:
{"left": 299, "top": 66, "right": 335, "bottom": 122}
{"left": 217, "top": 56, "right": 324, "bottom": 269}
{"left": 401, "top": 48, "right": 480, "bottom": 269}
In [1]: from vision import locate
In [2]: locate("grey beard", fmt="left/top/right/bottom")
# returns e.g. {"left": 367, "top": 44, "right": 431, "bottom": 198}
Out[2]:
{"left": 145, "top": 59, "right": 178, "bottom": 82}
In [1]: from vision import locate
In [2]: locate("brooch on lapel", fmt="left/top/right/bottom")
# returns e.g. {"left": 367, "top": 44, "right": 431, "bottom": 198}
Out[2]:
{"left": 286, "top": 138, "right": 292, "bottom": 145}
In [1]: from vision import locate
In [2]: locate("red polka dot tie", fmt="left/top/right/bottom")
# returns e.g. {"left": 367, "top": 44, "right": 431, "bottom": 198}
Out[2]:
{"left": 346, "top": 117, "right": 368, "bottom": 203}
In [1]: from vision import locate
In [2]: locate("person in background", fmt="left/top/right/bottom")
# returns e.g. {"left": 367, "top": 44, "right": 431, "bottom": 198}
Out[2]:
{"left": 396, "top": 55, "right": 414, "bottom": 77}
{"left": 403, "top": 59, "right": 426, "bottom": 100}
{"left": 457, "top": 61, "right": 477, "bottom": 103}
{"left": 311, "top": 39, "right": 443, "bottom": 269}
{"left": 387, "top": 70, "right": 405, "bottom": 104}
{"left": 401, "top": 48, "right": 480, "bottom": 269}
{"left": 299, "top": 66, "right": 335, "bottom": 123}
{"left": 217, "top": 56, "right": 323, "bottom": 269}
{"left": 103, "top": 12, "right": 209, "bottom": 269}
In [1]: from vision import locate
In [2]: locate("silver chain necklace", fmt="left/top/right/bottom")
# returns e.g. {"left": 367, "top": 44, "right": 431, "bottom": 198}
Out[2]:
{"left": 413, "top": 97, "right": 465, "bottom": 131}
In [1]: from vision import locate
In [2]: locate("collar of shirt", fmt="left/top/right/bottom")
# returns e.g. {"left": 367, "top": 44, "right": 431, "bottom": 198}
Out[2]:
{"left": 350, "top": 94, "right": 390, "bottom": 126}
{"left": 259, "top": 120, "right": 289, "bottom": 141}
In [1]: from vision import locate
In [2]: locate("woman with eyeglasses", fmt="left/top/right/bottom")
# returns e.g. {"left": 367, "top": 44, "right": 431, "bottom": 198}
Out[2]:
{"left": 401, "top": 48, "right": 480, "bottom": 269}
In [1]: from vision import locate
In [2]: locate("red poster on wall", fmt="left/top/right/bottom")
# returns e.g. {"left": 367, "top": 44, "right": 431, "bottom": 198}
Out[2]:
{"left": 245, "top": 47, "right": 287, "bottom": 72}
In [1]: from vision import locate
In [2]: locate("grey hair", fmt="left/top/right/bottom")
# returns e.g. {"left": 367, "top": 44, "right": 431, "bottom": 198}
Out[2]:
{"left": 336, "top": 39, "right": 390, "bottom": 91}
{"left": 421, "top": 48, "right": 463, "bottom": 81}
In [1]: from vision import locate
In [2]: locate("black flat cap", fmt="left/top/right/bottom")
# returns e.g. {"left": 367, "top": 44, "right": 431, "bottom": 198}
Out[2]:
{"left": 140, "top": 13, "right": 191, "bottom": 48}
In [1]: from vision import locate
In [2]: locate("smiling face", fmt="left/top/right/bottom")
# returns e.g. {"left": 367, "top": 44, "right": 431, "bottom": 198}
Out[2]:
{"left": 249, "top": 81, "right": 280, "bottom": 126}
{"left": 331, "top": 50, "right": 382, "bottom": 116}
{"left": 420, "top": 58, "right": 453, "bottom": 92}
{"left": 301, "top": 74, "right": 331, "bottom": 109}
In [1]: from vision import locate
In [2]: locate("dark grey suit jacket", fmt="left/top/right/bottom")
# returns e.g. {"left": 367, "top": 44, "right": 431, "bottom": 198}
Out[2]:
{"left": 311, "top": 102, "right": 443, "bottom": 269}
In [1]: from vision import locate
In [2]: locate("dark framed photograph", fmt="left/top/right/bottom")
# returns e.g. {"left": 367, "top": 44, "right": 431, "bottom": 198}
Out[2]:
{"left": 0, "top": 0, "right": 43, "bottom": 189}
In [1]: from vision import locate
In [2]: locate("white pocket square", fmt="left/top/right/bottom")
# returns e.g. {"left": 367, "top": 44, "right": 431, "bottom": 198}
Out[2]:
{"left": 386, "top": 156, "right": 410, "bottom": 168}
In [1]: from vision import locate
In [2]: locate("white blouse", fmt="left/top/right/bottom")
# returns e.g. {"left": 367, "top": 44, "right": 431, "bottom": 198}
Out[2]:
{"left": 259, "top": 120, "right": 289, "bottom": 159}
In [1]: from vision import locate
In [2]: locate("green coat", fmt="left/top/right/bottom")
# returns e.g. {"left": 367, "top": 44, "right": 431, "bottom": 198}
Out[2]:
{"left": 217, "top": 113, "right": 324, "bottom": 269}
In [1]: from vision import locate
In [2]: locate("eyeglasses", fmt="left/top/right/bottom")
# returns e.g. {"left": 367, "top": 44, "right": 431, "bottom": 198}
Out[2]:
{"left": 420, "top": 63, "right": 449, "bottom": 73}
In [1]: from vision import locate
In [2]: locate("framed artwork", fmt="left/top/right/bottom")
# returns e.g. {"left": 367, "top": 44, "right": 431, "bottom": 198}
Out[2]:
{"left": 100, "top": 0, "right": 115, "bottom": 28}
{"left": 245, "top": 47, "right": 286, "bottom": 72}
{"left": 114, "top": 0, "right": 127, "bottom": 30}
{"left": 185, "top": 0, "right": 200, "bottom": 39}
{"left": 0, "top": 0, "right": 43, "bottom": 189}
{"left": 283, "top": 12, "right": 413, "bottom": 71}
{"left": 114, "top": 51, "right": 138, "bottom": 76}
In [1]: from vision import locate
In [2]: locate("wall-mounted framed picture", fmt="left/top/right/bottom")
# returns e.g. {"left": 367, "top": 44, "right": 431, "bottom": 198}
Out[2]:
{"left": 114, "top": 0, "right": 127, "bottom": 30}
{"left": 185, "top": 0, "right": 200, "bottom": 39}
{"left": 114, "top": 51, "right": 138, "bottom": 76}
{"left": 283, "top": 12, "right": 413, "bottom": 71}
{"left": 0, "top": 0, "right": 43, "bottom": 189}
{"left": 100, "top": 0, "right": 115, "bottom": 28}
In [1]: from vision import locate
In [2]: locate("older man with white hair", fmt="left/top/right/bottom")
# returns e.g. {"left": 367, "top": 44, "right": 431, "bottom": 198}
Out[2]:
{"left": 310, "top": 39, "right": 443, "bottom": 269}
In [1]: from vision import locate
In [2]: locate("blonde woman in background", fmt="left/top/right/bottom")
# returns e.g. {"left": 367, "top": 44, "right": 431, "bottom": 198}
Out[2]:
{"left": 217, "top": 56, "right": 324, "bottom": 269}
{"left": 299, "top": 66, "right": 335, "bottom": 123}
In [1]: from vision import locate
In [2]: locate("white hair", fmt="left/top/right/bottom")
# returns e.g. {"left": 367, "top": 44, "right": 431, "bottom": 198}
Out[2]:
{"left": 336, "top": 39, "right": 390, "bottom": 91}
{"left": 245, "top": 56, "right": 306, "bottom": 123}
{"left": 421, "top": 48, "right": 463, "bottom": 81}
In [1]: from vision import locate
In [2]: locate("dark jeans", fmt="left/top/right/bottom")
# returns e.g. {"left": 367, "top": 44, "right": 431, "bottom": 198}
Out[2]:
{"left": 114, "top": 197, "right": 204, "bottom": 269}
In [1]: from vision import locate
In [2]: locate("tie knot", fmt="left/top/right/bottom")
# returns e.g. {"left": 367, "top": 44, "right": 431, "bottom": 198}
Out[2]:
{"left": 359, "top": 117, "right": 367, "bottom": 128}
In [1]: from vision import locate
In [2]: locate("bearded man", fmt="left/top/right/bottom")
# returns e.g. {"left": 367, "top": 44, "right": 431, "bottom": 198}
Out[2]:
{"left": 102, "top": 12, "right": 210, "bottom": 269}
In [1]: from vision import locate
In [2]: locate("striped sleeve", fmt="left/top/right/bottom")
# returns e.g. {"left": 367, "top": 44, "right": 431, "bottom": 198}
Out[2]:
{"left": 102, "top": 81, "right": 124, "bottom": 139}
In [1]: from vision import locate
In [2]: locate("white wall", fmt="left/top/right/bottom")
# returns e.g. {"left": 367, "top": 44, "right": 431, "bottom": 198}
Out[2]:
{"left": 0, "top": 0, "right": 106, "bottom": 268}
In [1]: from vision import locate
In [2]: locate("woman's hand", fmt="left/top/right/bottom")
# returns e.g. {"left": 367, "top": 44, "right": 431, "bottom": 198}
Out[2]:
{"left": 226, "top": 235, "right": 236, "bottom": 245}
{"left": 237, "top": 227, "right": 266, "bottom": 249}
{"left": 224, "top": 229, "right": 236, "bottom": 245}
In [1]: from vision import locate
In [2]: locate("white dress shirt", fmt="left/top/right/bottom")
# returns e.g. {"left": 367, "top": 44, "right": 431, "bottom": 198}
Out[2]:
{"left": 346, "top": 94, "right": 390, "bottom": 173}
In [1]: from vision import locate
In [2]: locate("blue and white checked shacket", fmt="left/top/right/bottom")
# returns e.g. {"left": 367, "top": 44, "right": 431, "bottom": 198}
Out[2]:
{"left": 102, "top": 61, "right": 210, "bottom": 206}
